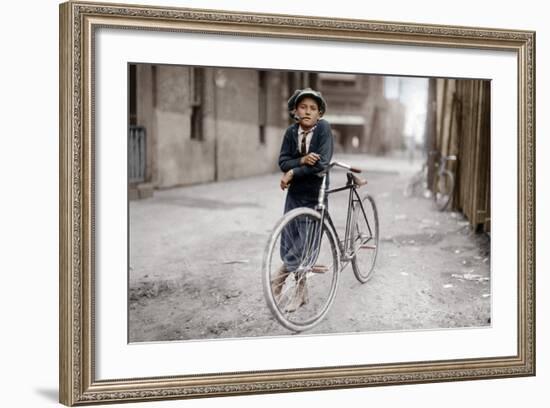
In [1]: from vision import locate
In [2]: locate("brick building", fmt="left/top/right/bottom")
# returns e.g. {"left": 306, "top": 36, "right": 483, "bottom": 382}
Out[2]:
{"left": 318, "top": 73, "right": 408, "bottom": 155}
{"left": 129, "top": 64, "right": 317, "bottom": 198}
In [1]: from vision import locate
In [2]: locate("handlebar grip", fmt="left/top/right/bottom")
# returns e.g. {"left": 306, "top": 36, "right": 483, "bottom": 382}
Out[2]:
{"left": 328, "top": 161, "right": 362, "bottom": 173}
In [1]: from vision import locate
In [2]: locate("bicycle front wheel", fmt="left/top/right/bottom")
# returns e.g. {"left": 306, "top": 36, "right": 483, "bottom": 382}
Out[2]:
{"left": 351, "top": 194, "right": 379, "bottom": 283}
{"left": 433, "top": 170, "right": 454, "bottom": 211}
{"left": 262, "top": 207, "right": 340, "bottom": 332}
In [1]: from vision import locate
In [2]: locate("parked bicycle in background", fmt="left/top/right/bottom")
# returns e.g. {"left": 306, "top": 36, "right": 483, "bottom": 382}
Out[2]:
{"left": 404, "top": 150, "right": 457, "bottom": 211}
{"left": 433, "top": 153, "right": 457, "bottom": 211}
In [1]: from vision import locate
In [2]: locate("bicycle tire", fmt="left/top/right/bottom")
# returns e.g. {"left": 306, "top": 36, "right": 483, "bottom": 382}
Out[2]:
{"left": 351, "top": 194, "right": 379, "bottom": 283}
{"left": 433, "top": 170, "right": 454, "bottom": 211}
{"left": 262, "top": 207, "right": 340, "bottom": 332}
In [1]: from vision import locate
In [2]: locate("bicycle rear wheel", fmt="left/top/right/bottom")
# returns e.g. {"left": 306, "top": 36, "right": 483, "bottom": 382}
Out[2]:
{"left": 351, "top": 194, "right": 379, "bottom": 283}
{"left": 433, "top": 170, "right": 454, "bottom": 211}
{"left": 262, "top": 208, "right": 339, "bottom": 332}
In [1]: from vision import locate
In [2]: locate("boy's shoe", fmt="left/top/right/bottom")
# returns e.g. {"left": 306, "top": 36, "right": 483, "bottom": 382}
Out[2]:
{"left": 271, "top": 265, "right": 289, "bottom": 302}
{"left": 284, "top": 278, "right": 308, "bottom": 313}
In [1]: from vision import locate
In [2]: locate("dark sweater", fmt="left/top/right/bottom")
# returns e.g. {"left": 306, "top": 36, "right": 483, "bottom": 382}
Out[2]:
{"left": 278, "top": 119, "right": 334, "bottom": 200}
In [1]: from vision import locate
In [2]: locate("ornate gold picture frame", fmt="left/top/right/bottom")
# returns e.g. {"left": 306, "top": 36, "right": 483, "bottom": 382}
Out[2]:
{"left": 59, "top": 1, "right": 535, "bottom": 405}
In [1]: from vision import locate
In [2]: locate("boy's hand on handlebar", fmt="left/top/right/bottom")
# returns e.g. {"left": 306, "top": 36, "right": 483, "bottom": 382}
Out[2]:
{"left": 300, "top": 153, "right": 320, "bottom": 166}
{"left": 280, "top": 170, "right": 293, "bottom": 190}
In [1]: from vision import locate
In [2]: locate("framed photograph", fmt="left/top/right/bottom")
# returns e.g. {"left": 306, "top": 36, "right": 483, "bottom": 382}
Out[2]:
{"left": 59, "top": 1, "right": 535, "bottom": 405}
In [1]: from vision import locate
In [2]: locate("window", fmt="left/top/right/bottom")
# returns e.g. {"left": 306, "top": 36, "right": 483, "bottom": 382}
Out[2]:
{"left": 319, "top": 73, "right": 357, "bottom": 89}
{"left": 190, "top": 67, "right": 204, "bottom": 141}
{"left": 129, "top": 64, "right": 137, "bottom": 126}
{"left": 258, "top": 71, "right": 267, "bottom": 145}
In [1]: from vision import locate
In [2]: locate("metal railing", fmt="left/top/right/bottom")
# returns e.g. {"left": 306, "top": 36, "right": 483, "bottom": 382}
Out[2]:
{"left": 129, "top": 126, "right": 147, "bottom": 183}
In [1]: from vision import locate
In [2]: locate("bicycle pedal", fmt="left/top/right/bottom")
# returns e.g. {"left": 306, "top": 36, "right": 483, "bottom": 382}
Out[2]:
{"left": 360, "top": 244, "right": 377, "bottom": 249}
{"left": 310, "top": 265, "right": 329, "bottom": 274}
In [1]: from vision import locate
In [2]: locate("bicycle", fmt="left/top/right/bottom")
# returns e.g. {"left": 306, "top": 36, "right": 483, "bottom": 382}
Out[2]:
{"left": 404, "top": 151, "right": 457, "bottom": 211}
{"left": 262, "top": 161, "right": 379, "bottom": 332}
{"left": 433, "top": 154, "right": 457, "bottom": 211}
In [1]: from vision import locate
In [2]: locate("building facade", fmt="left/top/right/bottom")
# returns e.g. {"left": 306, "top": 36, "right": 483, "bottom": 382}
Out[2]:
{"left": 129, "top": 64, "right": 318, "bottom": 198}
{"left": 318, "top": 73, "right": 407, "bottom": 155}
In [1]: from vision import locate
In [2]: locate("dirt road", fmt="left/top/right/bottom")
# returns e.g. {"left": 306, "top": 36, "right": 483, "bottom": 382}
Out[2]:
{"left": 129, "top": 155, "right": 490, "bottom": 342}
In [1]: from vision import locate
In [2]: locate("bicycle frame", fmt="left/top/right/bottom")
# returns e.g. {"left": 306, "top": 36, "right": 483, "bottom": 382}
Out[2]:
{"left": 314, "top": 171, "right": 374, "bottom": 268}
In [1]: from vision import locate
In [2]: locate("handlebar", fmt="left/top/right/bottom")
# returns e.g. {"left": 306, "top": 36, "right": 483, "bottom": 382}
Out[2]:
{"left": 328, "top": 161, "right": 362, "bottom": 173}
{"left": 317, "top": 161, "right": 361, "bottom": 177}
{"left": 428, "top": 150, "right": 457, "bottom": 161}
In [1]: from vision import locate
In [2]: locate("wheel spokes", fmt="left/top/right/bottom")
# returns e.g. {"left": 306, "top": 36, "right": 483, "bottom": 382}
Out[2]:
{"left": 272, "top": 215, "right": 338, "bottom": 326}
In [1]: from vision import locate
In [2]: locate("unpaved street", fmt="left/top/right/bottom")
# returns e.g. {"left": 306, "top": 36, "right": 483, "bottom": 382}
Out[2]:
{"left": 129, "top": 154, "right": 490, "bottom": 342}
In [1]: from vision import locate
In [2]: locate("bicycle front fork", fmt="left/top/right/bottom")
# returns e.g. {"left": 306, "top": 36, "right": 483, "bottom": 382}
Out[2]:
{"left": 316, "top": 174, "right": 328, "bottom": 211}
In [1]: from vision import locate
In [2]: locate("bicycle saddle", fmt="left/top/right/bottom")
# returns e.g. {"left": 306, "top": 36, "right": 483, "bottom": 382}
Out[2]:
{"left": 352, "top": 173, "right": 368, "bottom": 187}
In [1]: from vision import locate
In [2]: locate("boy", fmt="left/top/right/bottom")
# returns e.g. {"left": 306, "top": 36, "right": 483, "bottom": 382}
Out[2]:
{"left": 274, "top": 88, "right": 334, "bottom": 312}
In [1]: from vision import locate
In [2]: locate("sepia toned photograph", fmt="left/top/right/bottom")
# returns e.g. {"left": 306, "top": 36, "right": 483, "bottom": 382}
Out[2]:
{"left": 127, "top": 64, "right": 491, "bottom": 342}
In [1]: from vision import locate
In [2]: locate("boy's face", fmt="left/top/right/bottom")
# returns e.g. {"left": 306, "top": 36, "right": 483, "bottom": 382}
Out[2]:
{"left": 295, "top": 96, "right": 321, "bottom": 130}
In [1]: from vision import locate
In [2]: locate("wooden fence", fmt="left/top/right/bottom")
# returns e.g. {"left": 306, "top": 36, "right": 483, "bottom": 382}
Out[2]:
{"left": 428, "top": 78, "right": 491, "bottom": 232}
